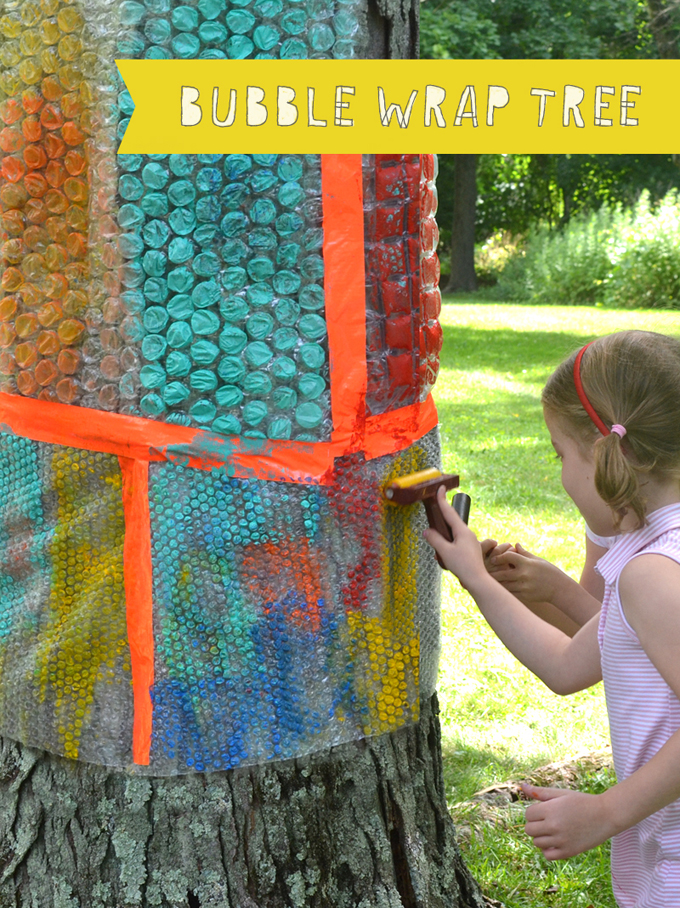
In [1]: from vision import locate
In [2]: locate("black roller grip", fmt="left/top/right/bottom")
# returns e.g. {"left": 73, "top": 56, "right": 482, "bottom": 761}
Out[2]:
{"left": 452, "top": 492, "right": 471, "bottom": 525}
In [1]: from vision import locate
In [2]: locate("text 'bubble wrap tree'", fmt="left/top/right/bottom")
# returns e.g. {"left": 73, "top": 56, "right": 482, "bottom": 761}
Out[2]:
{"left": 0, "top": 0, "right": 485, "bottom": 904}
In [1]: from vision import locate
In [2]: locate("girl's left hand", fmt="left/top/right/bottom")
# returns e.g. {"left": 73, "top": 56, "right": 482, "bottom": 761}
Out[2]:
{"left": 522, "top": 784, "right": 614, "bottom": 860}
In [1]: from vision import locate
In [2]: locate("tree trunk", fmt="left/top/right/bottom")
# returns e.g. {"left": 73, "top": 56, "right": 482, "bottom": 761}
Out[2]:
{"left": 360, "top": 0, "right": 420, "bottom": 59}
{"left": 0, "top": 693, "right": 484, "bottom": 908}
{"left": 446, "top": 155, "right": 479, "bottom": 294}
{"left": 0, "top": 0, "right": 485, "bottom": 905}
{"left": 646, "top": 0, "right": 680, "bottom": 58}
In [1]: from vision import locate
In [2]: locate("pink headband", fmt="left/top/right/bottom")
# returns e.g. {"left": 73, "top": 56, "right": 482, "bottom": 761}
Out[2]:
{"left": 573, "top": 344, "right": 626, "bottom": 439}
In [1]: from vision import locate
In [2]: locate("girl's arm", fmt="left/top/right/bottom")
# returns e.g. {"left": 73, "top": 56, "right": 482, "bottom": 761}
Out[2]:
{"left": 425, "top": 488, "right": 602, "bottom": 696}
{"left": 524, "top": 552, "right": 680, "bottom": 860}
{"left": 488, "top": 534, "right": 605, "bottom": 630}
{"left": 579, "top": 533, "right": 607, "bottom": 601}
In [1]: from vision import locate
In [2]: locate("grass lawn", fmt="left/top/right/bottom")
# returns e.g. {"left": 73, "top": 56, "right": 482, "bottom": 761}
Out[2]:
{"left": 433, "top": 300, "right": 680, "bottom": 908}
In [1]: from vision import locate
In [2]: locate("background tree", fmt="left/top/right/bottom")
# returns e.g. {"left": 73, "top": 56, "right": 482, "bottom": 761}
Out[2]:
{"left": 435, "top": 153, "right": 680, "bottom": 276}
{"left": 449, "top": 155, "right": 479, "bottom": 292}
{"left": 422, "top": 0, "right": 679, "bottom": 289}
{"left": 646, "top": 0, "right": 680, "bottom": 57}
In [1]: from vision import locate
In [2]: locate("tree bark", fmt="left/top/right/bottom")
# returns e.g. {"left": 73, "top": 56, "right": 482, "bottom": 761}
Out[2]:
{"left": 646, "top": 0, "right": 680, "bottom": 58}
{"left": 446, "top": 155, "right": 479, "bottom": 294}
{"left": 352, "top": 0, "right": 419, "bottom": 59}
{"left": 0, "top": 694, "right": 484, "bottom": 908}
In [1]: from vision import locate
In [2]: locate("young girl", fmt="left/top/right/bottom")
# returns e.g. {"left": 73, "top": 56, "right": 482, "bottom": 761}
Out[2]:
{"left": 426, "top": 330, "right": 680, "bottom": 907}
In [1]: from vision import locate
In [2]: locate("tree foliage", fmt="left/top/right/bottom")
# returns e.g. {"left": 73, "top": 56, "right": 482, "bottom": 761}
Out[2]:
{"left": 421, "top": 0, "right": 659, "bottom": 61}
{"left": 436, "top": 153, "right": 680, "bottom": 251}
{"left": 422, "top": 0, "right": 680, "bottom": 280}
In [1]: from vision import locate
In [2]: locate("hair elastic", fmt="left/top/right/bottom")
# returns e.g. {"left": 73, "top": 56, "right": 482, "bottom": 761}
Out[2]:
{"left": 572, "top": 343, "right": 612, "bottom": 437}
{"left": 611, "top": 424, "right": 627, "bottom": 438}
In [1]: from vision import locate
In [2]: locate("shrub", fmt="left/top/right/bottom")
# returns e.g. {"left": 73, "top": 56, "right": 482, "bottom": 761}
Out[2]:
{"left": 603, "top": 192, "right": 680, "bottom": 308}
{"left": 473, "top": 231, "right": 523, "bottom": 287}
{"left": 491, "top": 190, "right": 680, "bottom": 308}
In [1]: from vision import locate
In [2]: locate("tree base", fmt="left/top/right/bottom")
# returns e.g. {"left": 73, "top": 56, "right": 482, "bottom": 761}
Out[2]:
{"left": 0, "top": 692, "right": 484, "bottom": 908}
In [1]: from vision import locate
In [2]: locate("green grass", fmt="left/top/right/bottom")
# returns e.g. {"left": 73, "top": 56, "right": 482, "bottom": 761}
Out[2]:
{"left": 433, "top": 300, "right": 680, "bottom": 908}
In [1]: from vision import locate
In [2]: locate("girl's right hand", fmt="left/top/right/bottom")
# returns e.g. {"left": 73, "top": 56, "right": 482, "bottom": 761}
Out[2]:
{"left": 481, "top": 539, "right": 514, "bottom": 573}
{"left": 487, "top": 543, "right": 563, "bottom": 604}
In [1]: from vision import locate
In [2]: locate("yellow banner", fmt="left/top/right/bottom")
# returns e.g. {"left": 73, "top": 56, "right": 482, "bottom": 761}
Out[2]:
{"left": 117, "top": 59, "right": 680, "bottom": 154}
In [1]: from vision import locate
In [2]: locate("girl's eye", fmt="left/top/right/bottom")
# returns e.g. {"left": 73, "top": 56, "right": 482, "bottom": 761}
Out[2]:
{"left": 554, "top": 453, "right": 563, "bottom": 461}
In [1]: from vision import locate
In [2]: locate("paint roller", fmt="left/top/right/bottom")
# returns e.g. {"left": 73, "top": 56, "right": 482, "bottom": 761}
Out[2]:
{"left": 383, "top": 468, "right": 471, "bottom": 567}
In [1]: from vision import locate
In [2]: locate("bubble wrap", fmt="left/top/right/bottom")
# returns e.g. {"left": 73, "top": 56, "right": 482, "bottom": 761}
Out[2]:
{"left": 0, "top": 436, "right": 134, "bottom": 764}
{"left": 0, "top": 427, "right": 441, "bottom": 773}
{"left": 364, "top": 153, "right": 442, "bottom": 416}
{"left": 111, "top": 152, "right": 331, "bottom": 440}
{"left": 0, "top": 0, "right": 445, "bottom": 773}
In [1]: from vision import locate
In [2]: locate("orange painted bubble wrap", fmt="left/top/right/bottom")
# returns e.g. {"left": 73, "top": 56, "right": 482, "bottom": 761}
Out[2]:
{"left": 0, "top": 0, "right": 443, "bottom": 774}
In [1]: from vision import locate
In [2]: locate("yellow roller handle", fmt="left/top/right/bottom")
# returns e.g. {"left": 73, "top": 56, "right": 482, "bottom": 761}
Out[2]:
{"left": 389, "top": 468, "right": 442, "bottom": 489}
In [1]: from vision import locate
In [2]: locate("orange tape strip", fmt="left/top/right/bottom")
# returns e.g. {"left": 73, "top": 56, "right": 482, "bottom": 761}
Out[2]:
{"left": 0, "top": 390, "right": 437, "bottom": 480}
{"left": 119, "top": 456, "right": 154, "bottom": 765}
{"left": 364, "top": 394, "right": 438, "bottom": 460}
{"left": 0, "top": 154, "right": 437, "bottom": 484}
{"left": 0, "top": 390, "right": 192, "bottom": 460}
{"left": 321, "top": 154, "right": 367, "bottom": 447}
{"left": 0, "top": 392, "right": 333, "bottom": 481}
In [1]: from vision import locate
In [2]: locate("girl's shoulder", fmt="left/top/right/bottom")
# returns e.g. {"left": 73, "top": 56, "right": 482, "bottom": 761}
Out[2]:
{"left": 597, "top": 503, "right": 680, "bottom": 586}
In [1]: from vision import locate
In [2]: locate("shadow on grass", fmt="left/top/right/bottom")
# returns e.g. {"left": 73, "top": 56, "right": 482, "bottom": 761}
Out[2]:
{"left": 441, "top": 740, "right": 527, "bottom": 803}
{"left": 440, "top": 325, "right": 599, "bottom": 383}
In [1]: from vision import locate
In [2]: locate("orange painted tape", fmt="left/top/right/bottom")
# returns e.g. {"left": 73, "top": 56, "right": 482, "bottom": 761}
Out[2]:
{"left": 0, "top": 390, "right": 437, "bottom": 481}
{"left": 321, "top": 154, "right": 367, "bottom": 447}
{"left": 0, "top": 154, "right": 436, "bottom": 481}
{"left": 119, "top": 456, "right": 154, "bottom": 765}
{"left": 0, "top": 392, "right": 333, "bottom": 480}
{"left": 364, "top": 394, "right": 438, "bottom": 460}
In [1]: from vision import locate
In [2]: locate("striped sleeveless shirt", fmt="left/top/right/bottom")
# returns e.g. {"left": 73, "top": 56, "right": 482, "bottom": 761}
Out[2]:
{"left": 597, "top": 502, "right": 680, "bottom": 907}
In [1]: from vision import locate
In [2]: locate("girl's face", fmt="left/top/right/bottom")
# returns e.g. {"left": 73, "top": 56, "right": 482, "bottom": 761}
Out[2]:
{"left": 543, "top": 408, "right": 617, "bottom": 537}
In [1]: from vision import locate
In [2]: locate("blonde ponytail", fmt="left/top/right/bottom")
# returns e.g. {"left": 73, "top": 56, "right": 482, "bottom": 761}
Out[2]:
{"left": 594, "top": 433, "right": 645, "bottom": 530}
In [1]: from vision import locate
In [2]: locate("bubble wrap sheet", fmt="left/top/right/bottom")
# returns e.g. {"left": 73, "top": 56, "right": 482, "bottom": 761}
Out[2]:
{"left": 0, "top": 429, "right": 442, "bottom": 773}
{"left": 0, "top": 0, "right": 444, "bottom": 773}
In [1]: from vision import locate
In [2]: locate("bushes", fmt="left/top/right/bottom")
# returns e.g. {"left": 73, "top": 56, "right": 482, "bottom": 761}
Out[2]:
{"left": 490, "top": 191, "right": 680, "bottom": 308}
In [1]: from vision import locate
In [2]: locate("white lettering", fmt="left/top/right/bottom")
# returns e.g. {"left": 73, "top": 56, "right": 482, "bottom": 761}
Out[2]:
{"left": 212, "top": 87, "right": 236, "bottom": 127}
{"left": 307, "top": 87, "right": 327, "bottom": 126}
{"left": 594, "top": 86, "right": 614, "bottom": 127}
{"left": 621, "top": 85, "right": 640, "bottom": 126}
{"left": 378, "top": 87, "right": 419, "bottom": 128}
{"left": 530, "top": 88, "right": 556, "bottom": 127}
{"left": 335, "top": 86, "right": 355, "bottom": 127}
{"left": 246, "top": 86, "right": 267, "bottom": 126}
{"left": 486, "top": 85, "right": 509, "bottom": 126}
{"left": 424, "top": 85, "right": 446, "bottom": 127}
{"left": 277, "top": 86, "right": 298, "bottom": 126}
{"left": 453, "top": 85, "right": 478, "bottom": 127}
{"left": 563, "top": 85, "right": 585, "bottom": 128}
{"left": 180, "top": 86, "right": 202, "bottom": 126}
